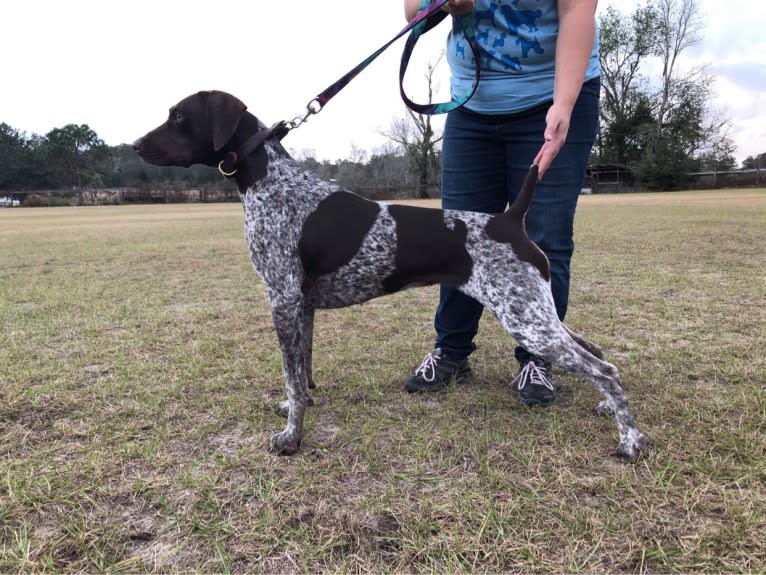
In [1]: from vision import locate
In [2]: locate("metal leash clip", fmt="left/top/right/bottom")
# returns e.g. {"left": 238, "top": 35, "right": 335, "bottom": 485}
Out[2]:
{"left": 285, "top": 99, "right": 323, "bottom": 130}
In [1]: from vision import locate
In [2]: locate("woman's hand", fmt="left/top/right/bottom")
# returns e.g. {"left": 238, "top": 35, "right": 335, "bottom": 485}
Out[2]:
{"left": 534, "top": 104, "right": 572, "bottom": 179}
{"left": 443, "top": 0, "right": 475, "bottom": 16}
{"left": 405, "top": 0, "right": 473, "bottom": 20}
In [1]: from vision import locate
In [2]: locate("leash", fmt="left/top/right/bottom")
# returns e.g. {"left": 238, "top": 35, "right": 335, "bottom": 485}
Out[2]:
{"left": 221, "top": 0, "right": 480, "bottom": 177}
{"left": 289, "top": 0, "right": 480, "bottom": 127}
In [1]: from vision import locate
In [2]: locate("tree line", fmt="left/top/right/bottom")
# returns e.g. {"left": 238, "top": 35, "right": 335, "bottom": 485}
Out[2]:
{"left": 592, "top": 0, "right": 765, "bottom": 188}
{"left": 1, "top": 0, "right": 764, "bottom": 199}
{"left": 0, "top": 121, "right": 425, "bottom": 198}
{"left": 0, "top": 123, "right": 224, "bottom": 193}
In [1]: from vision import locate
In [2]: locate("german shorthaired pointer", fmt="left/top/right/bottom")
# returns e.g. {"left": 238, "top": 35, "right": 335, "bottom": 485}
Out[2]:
{"left": 133, "top": 90, "right": 646, "bottom": 461}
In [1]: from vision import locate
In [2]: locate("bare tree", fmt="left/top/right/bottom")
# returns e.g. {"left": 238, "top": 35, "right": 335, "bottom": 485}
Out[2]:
{"left": 597, "top": 0, "right": 734, "bottom": 187}
{"left": 597, "top": 4, "right": 658, "bottom": 164}
{"left": 348, "top": 143, "right": 369, "bottom": 165}
{"left": 384, "top": 54, "right": 445, "bottom": 198}
{"left": 653, "top": 0, "right": 704, "bottom": 133}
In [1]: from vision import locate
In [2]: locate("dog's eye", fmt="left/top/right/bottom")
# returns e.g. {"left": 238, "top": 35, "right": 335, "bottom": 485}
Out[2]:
{"left": 172, "top": 111, "right": 184, "bottom": 123}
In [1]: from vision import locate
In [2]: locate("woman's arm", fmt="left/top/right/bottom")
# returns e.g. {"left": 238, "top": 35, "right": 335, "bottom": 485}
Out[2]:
{"left": 534, "top": 0, "right": 598, "bottom": 177}
{"left": 553, "top": 0, "right": 597, "bottom": 117}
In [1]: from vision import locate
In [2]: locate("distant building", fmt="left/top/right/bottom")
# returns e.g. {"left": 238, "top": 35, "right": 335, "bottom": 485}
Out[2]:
{"left": 586, "top": 165, "right": 635, "bottom": 194}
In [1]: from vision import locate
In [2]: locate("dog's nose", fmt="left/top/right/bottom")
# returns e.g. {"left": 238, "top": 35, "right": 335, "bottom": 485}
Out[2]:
{"left": 132, "top": 138, "right": 143, "bottom": 152}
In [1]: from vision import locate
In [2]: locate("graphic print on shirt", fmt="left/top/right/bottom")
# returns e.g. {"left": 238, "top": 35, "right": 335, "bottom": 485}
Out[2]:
{"left": 446, "top": 0, "right": 598, "bottom": 114}
{"left": 450, "top": 0, "right": 550, "bottom": 73}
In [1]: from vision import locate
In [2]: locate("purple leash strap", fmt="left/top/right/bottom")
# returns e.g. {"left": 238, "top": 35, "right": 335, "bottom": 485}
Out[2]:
{"left": 312, "top": 0, "right": 451, "bottom": 111}
{"left": 288, "top": 0, "right": 478, "bottom": 130}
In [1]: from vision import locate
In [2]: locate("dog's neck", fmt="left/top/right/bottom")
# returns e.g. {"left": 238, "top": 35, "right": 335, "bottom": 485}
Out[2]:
{"left": 221, "top": 112, "right": 278, "bottom": 193}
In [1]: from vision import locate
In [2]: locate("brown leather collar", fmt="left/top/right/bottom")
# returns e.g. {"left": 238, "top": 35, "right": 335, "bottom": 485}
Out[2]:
{"left": 218, "top": 121, "right": 290, "bottom": 177}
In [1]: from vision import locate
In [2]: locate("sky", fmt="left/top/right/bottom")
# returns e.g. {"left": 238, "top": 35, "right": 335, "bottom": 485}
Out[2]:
{"left": 1, "top": 0, "right": 764, "bottom": 165}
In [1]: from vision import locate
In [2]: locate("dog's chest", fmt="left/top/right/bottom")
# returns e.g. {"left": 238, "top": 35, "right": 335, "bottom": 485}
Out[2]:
{"left": 240, "top": 186, "right": 325, "bottom": 281}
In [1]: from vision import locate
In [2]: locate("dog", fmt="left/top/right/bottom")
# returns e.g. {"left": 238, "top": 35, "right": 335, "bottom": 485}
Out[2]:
{"left": 133, "top": 90, "right": 646, "bottom": 461}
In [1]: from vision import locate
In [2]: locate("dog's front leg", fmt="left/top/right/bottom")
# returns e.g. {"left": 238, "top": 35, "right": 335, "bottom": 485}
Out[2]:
{"left": 303, "top": 307, "right": 316, "bottom": 390}
{"left": 268, "top": 297, "right": 311, "bottom": 455}
{"left": 276, "top": 306, "right": 316, "bottom": 418}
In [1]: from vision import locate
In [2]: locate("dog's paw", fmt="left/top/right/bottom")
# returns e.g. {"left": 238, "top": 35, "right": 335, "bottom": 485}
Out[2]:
{"left": 616, "top": 431, "right": 648, "bottom": 463}
{"left": 269, "top": 431, "right": 301, "bottom": 456}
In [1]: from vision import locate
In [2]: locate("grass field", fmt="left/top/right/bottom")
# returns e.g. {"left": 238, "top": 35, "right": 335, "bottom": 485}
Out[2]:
{"left": 1, "top": 190, "right": 764, "bottom": 573}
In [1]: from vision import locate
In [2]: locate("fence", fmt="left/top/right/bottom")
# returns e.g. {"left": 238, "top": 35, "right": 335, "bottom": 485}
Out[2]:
{"left": 2, "top": 168, "right": 764, "bottom": 207}
{"left": 686, "top": 169, "right": 764, "bottom": 189}
{"left": 2, "top": 187, "right": 240, "bottom": 207}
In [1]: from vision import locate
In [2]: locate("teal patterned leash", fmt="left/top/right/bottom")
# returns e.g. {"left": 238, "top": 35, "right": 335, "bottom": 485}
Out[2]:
{"left": 400, "top": 0, "right": 480, "bottom": 114}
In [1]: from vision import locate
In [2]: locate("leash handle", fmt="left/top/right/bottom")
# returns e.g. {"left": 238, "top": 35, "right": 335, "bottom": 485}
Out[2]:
{"left": 311, "top": 0, "right": 451, "bottom": 113}
{"left": 400, "top": 2, "right": 480, "bottom": 114}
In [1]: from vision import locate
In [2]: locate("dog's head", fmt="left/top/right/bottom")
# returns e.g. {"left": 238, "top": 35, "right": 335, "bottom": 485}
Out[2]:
{"left": 133, "top": 90, "right": 247, "bottom": 167}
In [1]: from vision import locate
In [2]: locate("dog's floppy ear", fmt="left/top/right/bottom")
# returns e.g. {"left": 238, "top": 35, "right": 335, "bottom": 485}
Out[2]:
{"left": 205, "top": 91, "right": 247, "bottom": 151}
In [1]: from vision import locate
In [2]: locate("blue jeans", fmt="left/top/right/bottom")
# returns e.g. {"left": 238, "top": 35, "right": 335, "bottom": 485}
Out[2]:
{"left": 434, "top": 77, "right": 600, "bottom": 363}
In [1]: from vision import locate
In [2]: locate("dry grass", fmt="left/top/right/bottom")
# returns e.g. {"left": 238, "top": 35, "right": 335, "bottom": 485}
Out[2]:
{"left": 1, "top": 190, "right": 764, "bottom": 573}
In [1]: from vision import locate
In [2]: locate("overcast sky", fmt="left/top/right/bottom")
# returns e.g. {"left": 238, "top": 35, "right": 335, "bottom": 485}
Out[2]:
{"left": 1, "top": 1, "right": 763, "bottom": 165}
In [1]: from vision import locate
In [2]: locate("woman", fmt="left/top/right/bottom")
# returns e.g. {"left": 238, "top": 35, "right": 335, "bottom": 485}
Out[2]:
{"left": 402, "top": 0, "right": 600, "bottom": 405}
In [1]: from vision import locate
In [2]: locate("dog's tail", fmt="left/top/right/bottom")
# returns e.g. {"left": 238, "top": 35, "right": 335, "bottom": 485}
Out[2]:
{"left": 485, "top": 163, "right": 550, "bottom": 281}
{"left": 507, "top": 164, "right": 539, "bottom": 219}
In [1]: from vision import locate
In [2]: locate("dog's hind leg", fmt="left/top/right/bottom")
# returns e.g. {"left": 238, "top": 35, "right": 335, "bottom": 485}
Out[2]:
{"left": 532, "top": 333, "right": 647, "bottom": 461}
{"left": 563, "top": 325, "right": 603, "bottom": 359}
{"left": 268, "top": 296, "right": 311, "bottom": 455}
{"left": 558, "top": 346, "right": 646, "bottom": 461}
{"left": 482, "top": 288, "right": 646, "bottom": 461}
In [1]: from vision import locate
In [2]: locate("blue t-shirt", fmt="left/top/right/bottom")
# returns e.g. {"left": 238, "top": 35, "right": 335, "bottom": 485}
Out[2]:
{"left": 447, "top": 0, "right": 600, "bottom": 114}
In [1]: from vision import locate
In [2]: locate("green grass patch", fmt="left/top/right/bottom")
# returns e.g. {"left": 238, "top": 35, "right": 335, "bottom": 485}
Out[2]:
{"left": 1, "top": 191, "right": 764, "bottom": 572}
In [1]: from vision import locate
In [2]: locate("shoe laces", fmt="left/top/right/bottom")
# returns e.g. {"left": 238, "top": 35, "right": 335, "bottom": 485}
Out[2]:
{"left": 514, "top": 361, "right": 554, "bottom": 391}
{"left": 415, "top": 351, "right": 440, "bottom": 382}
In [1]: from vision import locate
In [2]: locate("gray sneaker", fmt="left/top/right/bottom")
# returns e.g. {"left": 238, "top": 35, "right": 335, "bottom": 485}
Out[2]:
{"left": 403, "top": 348, "right": 475, "bottom": 393}
{"left": 514, "top": 358, "right": 557, "bottom": 406}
